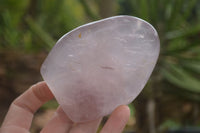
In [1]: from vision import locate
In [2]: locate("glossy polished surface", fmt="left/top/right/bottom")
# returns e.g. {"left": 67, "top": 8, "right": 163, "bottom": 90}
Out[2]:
{"left": 41, "top": 16, "right": 160, "bottom": 122}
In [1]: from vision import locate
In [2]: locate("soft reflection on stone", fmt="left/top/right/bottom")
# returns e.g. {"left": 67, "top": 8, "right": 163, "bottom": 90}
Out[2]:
{"left": 41, "top": 16, "right": 160, "bottom": 123}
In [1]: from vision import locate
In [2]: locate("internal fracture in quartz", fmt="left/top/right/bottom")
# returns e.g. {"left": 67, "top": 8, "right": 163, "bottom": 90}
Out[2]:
{"left": 41, "top": 16, "right": 160, "bottom": 123}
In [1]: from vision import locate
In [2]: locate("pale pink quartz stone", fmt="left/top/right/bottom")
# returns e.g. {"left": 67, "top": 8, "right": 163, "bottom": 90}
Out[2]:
{"left": 41, "top": 15, "right": 160, "bottom": 123}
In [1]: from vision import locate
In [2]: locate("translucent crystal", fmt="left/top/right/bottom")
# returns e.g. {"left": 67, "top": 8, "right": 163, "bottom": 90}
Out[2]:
{"left": 41, "top": 16, "right": 160, "bottom": 123}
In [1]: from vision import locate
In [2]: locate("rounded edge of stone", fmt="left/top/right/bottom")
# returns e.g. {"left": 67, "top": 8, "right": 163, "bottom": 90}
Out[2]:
{"left": 56, "top": 15, "right": 159, "bottom": 45}
{"left": 115, "top": 15, "right": 159, "bottom": 37}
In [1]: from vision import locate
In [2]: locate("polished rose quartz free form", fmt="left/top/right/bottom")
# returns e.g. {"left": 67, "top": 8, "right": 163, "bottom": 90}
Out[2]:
{"left": 41, "top": 16, "right": 160, "bottom": 123}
